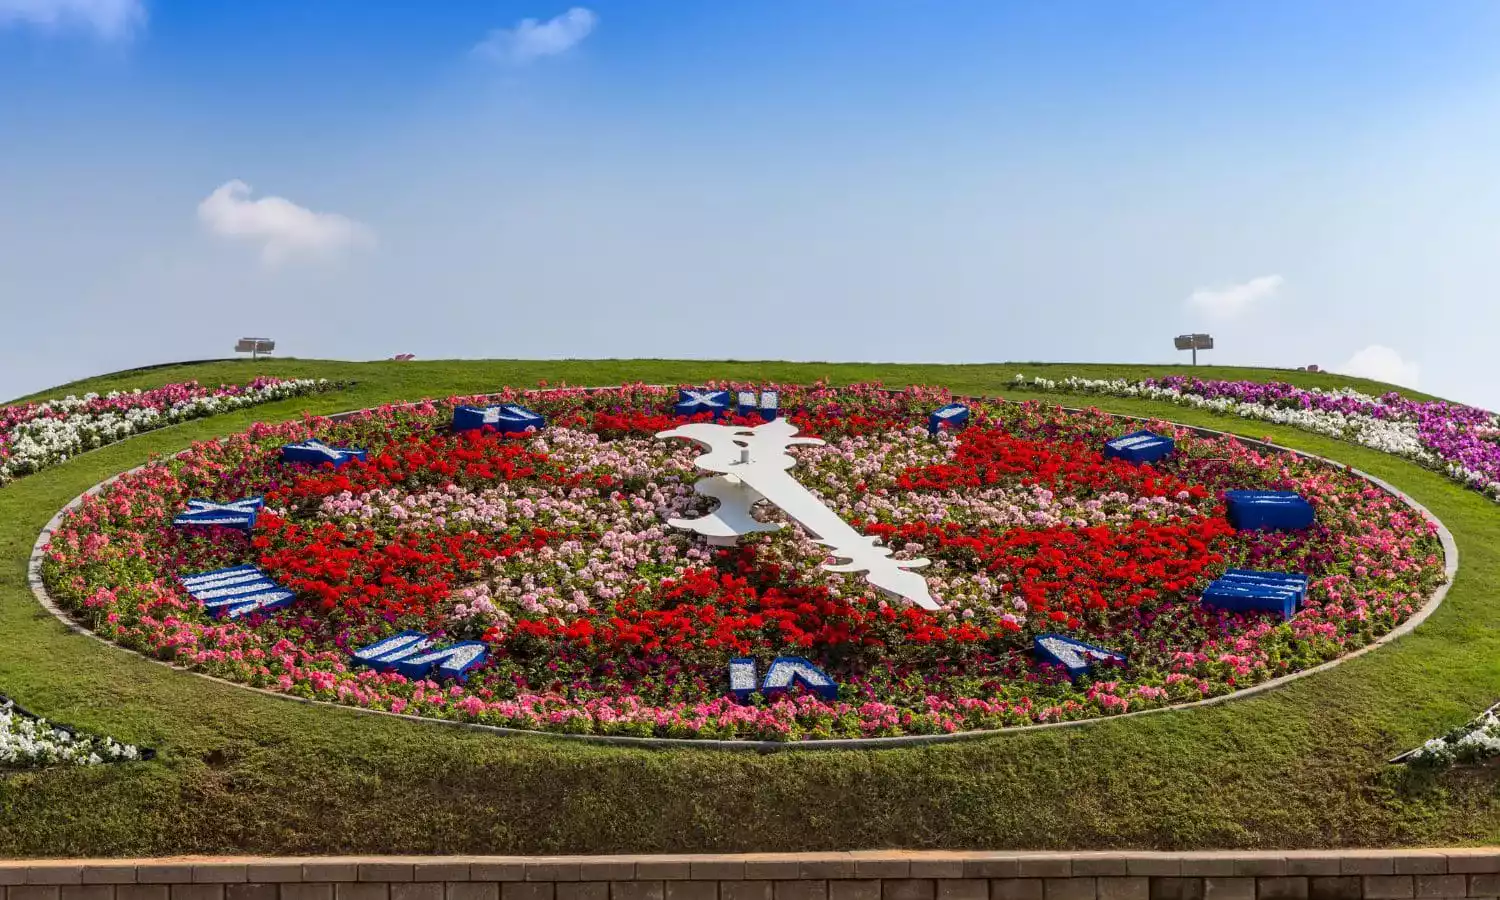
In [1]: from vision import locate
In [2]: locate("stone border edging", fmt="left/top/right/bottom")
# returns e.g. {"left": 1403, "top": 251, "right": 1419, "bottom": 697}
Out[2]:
{"left": 5, "top": 849, "right": 1500, "bottom": 900}
{"left": 24, "top": 389, "right": 1460, "bottom": 753}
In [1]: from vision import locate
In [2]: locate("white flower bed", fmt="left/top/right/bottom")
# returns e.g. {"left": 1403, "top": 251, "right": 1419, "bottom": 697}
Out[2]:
{"left": 1406, "top": 704, "right": 1500, "bottom": 770}
{"left": 0, "top": 699, "right": 143, "bottom": 768}
{"left": 0, "top": 378, "right": 336, "bottom": 484}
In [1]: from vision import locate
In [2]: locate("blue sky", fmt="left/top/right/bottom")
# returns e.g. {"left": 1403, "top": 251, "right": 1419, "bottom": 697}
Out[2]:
{"left": 3, "top": 1, "right": 1500, "bottom": 406}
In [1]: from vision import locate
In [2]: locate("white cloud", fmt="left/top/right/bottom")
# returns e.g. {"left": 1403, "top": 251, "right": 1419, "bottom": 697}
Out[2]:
{"left": 197, "top": 180, "right": 375, "bottom": 267}
{"left": 1337, "top": 345, "right": 1422, "bottom": 389}
{"left": 474, "top": 7, "right": 597, "bottom": 65}
{"left": 1185, "top": 274, "right": 1285, "bottom": 319}
{"left": 0, "top": 0, "right": 144, "bottom": 41}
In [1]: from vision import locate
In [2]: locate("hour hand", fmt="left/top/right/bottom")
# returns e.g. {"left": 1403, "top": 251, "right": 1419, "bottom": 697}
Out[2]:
{"left": 667, "top": 474, "right": 783, "bottom": 546}
{"left": 816, "top": 538, "right": 938, "bottom": 610}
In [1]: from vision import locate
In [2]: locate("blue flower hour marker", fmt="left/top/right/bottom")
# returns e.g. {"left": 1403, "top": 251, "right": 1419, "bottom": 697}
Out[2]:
{"left": 280, "top": 439, "right": 367, "bottom": 468}
{"left": 351, "top": 631, "right": 431, "bottom": 671}
{"left": 761, "top": 656, "right": 839, "bottom": 699}
{"left": 1224, "top": 490, "right": 1315, "bottom": 531}
{"left": 736, "top": 391, "right": 780, "bottom": 421}
{"left": 1103, "top": 429, "right": 1175, "bottom": 465}
{"left": 179, "top": 565, "right": 295, "bottom": 620}
{"left": 728, "top": 658, "right": 759, "bottom": 701}
{"left": 1202, "top": 569, "right": 1309, "bottom": 619}
{"left": 173, "top": 496, "right": 264, "bottom": 530}
{"left": 351, "top": 632, "right": 489, "bottom": 682}
{"left": 726, "top": 656, "right": 838, "bottom": 701}
{"left": 393, "top": 642, "right": 488, "bottom": 681}
{"left": 452, "top": 404, "right": 545, "bottom": 434}
{"left": 1033, "top": 634, "right": 1126, "bottom": 680}
{"left": 675, "top": 389, "right": 730, "bottom": 418}
{"left": 928, "top": 403, "right": 970, "bottom": 436}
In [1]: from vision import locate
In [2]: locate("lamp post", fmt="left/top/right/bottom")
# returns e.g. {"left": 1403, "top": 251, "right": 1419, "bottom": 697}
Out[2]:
{"left": 1174, "top": 333, "right": 1214, "bottom": 366}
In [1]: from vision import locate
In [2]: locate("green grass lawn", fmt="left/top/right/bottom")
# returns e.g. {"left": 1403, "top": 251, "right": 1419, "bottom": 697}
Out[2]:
{"left": 0, "top": 358, "right": 1495, "bottom": 857}
{"left": 6, "top": 357, "right": 1441, "bottom": 406}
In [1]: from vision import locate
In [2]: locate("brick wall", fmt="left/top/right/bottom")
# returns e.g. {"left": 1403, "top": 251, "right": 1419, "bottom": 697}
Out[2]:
{"left": 4, "top": 853, "right": 1500, "bottom": 900}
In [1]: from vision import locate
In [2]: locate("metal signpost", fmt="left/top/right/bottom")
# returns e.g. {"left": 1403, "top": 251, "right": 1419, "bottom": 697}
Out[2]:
{"left": 234, "top": 338, "right": 275, "bottom": 360}
{"left": 1174, "top": 333, "right": 1214, "bottom": 366}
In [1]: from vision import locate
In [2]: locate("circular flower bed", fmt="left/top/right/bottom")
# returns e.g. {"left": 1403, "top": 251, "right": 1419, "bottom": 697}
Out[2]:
{"left": 38, "top": 384, "right": 1448, "bottom": 742}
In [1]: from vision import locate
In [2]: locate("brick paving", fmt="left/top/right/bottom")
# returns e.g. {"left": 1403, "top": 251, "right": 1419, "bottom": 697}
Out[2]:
{"left": 1, "top": 854, "right": 1497, "bottom": 900}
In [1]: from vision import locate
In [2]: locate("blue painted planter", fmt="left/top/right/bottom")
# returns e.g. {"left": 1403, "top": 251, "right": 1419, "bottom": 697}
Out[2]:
{"left": 736, "top": 390, "right": 780, "bottom": 421}
{"left": 728, "top": 657, "right": 839, "bottom": 701}
{"left": 1202, "top": 569, "right": 1309, "bottom": 619}
{"left": 452, "top": 404, "right": 545, "bottom": 434}
{"left": 928, "top": 403, "right": 970, "bottom": 436}
{"left": 675, "top": 389, "right": 731, "bottom": 418}
{"left": 179, "top": 565, "right": 295, "bottom": 619}
{"left": 351, "top": 632, "right": 489, "bottom": 682}
{"left": 281, "top": 439, "right": 367, "bottom": 468}
{"left": 1103, "top": 429, "right": 1175, "bottom": 465}
{"left": 1033, "top": 634, "right": 1126, "bottom": 680}
{"left": 1225, "top": 490, "right": 1315, "bottom": 531}
{"left": 173, "top": 496, "right": 264, "bottom": 530}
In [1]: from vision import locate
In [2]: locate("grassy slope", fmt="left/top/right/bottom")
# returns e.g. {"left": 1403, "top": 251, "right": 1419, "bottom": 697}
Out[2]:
{"left": 5, "top": 357, "right": 1443, "bottom": 406}
{"left": 0, "top": 359, "right": 1494, "bottom": 857}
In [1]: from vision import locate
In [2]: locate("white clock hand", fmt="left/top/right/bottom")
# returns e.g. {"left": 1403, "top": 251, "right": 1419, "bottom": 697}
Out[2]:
{"left": 658, "top": 418, "right": 939, "bottom": 611}
{"left": 667, "top": 474, "right": 782, "bottom": 546}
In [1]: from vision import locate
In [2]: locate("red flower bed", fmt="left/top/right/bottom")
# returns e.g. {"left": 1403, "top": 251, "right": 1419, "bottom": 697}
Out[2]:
{"left": 254, "top": 513, "right": 561, "bottom": 620}
{"left": 895, "top": 427, "right": 1207, "bottom": 499}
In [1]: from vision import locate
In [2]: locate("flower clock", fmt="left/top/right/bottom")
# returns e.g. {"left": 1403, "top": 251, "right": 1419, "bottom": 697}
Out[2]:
{"left": 39, "top": 384, "right": 1448, "bottom": 742}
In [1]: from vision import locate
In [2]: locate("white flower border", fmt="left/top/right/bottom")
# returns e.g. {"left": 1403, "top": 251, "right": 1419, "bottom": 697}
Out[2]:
{"left": 1393, "top": 702, "right": 1500, "bottom": 769}
{"left": 1, "top": 378, "right": 338, "bottom": 484}
{"left": 0, "top": 696, "right": 143, "bottom": 769}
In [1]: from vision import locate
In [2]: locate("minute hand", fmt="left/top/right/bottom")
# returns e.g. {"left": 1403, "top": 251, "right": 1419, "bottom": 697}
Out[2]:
{"left": 731, "top": 465, "right": 938, "bottom": 611}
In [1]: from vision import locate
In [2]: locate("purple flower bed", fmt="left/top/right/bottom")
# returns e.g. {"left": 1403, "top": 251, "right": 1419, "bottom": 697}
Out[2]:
{"left": 1016, "top": 374, "right": 1500, "bottom": 502}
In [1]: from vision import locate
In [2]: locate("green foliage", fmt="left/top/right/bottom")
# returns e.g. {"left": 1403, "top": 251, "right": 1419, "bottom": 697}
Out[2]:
{"left": 0, "top": 358, "right": 1495, "bottom": 855}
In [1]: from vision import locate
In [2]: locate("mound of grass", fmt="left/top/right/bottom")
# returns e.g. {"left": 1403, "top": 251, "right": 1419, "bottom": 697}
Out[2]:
{"left": 0, "top": 359, "right": 1495, "bottom": 857}
{"left": 5, "top": 358, "right": 1439, "bottom": 407}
